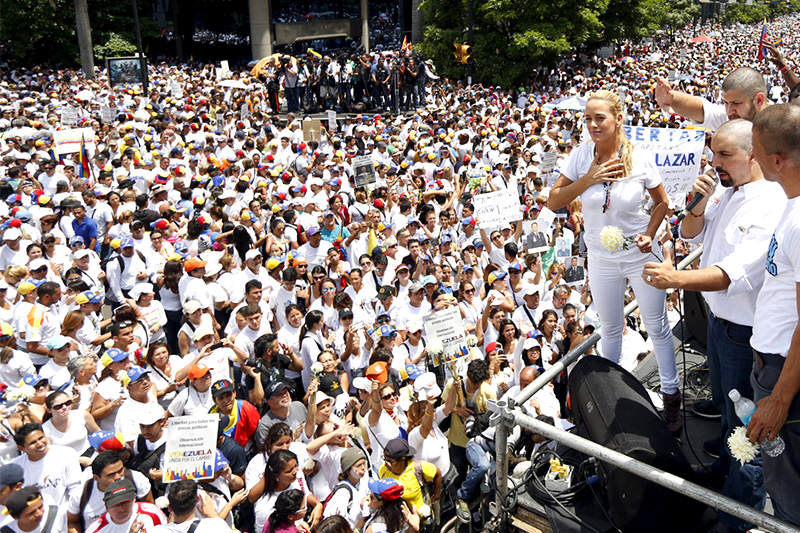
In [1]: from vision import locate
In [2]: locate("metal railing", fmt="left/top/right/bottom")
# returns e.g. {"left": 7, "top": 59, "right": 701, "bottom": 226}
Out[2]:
{"left": 489, "top": 245, "right": 800, "bottom": 533}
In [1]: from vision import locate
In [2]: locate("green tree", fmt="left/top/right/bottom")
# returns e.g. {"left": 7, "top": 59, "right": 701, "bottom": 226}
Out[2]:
{"left": 0, "top": 0, "right": 158, "bottom": 67}
{"left": 0, "top": 0, "right": 79, "bottom": 66}
{"left": 94, "top": 33, "right": 138, "bottom": 58}
{"left": 418, "top": 0, "right": 699, "bottom": 86}
{"left": 419, "top": 0, "right": 609, "bottom": 87}
{"left": 721, "top": 2, "right": 770, "bottom": 24}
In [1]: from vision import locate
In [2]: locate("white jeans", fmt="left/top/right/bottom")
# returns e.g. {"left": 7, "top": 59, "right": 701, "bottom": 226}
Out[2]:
{"left": 588, "top": 252, "right": 679, "bottom": 394}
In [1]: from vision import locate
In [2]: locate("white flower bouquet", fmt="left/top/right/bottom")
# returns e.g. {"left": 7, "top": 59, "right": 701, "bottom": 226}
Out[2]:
{"left": 728, "top": 426, "right": 759, "bottom": 465}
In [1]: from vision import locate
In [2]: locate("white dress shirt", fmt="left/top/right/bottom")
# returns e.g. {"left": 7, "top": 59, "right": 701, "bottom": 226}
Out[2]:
{"left": 681, "top": 179, "right": 786, "bottom": 326}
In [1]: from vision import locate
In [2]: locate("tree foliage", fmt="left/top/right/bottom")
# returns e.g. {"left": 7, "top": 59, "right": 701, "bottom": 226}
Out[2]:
{"left": 0, "top": 0, "right": 157, "bottom": 67}
{"left": 93, "top": 33, "right": 138, "bottom": 58}
{"left": 418, "top": 0, "right": 701, "bottom": 86}
{"left": 721, "top": 0, "right": 799, "bottom": 25}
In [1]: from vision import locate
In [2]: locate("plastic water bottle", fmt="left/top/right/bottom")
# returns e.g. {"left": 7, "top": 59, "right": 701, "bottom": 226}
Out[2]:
{"left": 728, "top": 389, "right": 785, "bottom": 457}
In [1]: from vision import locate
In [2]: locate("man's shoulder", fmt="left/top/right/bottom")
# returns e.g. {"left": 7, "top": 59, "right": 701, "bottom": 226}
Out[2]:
{"left": 85, "top": 512, "right": 110, "bottom": 533}
{"left": 134, "top": 502, "right": 167, "bottom": 524}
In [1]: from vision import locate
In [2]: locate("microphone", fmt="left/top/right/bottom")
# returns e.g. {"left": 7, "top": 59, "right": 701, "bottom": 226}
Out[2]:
{"left": 671, "top": 168, "right": 719, "bottom": 237}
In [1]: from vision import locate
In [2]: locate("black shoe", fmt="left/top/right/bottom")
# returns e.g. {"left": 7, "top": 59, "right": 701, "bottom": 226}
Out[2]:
{"left": 663, "top": 391, "right": 682, "bottom": 435}
{"left": 704, "top": 436, "right": 721, "bottom": 459}
{"left": 692, "top": 399, "right": 722, "bottom": 419}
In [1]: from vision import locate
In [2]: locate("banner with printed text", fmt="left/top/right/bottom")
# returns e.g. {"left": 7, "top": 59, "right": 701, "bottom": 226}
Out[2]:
{"left": 53, "top": 128, "right": 96, "bottom": 157}
{"left": 622, "top": 126, "right": 705, "bottom": 209}
{"left": 162, "top": 415, "right": 218, "bottom": 483}
{"left": 472, "top": 188, "right": 522, "bottom": 230}
{"left": 423, "top": 306, "right": 469, "bottom": 366}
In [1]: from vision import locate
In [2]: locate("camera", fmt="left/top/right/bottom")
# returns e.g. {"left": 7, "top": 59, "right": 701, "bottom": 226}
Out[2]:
{"left": 210, "top": 341, "right": 224, "bottom": 350}
{"left": 244, "top": 357, "right": 268, "bottom": 374}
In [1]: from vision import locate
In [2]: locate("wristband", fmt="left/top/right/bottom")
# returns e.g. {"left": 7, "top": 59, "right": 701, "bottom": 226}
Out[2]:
{"left": 780, "top": 65, "right": 789, "bottom": 73}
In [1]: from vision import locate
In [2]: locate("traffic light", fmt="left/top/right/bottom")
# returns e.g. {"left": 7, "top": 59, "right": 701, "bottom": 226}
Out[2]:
{"left": 453, "top": 43, "right": 472, "bottom": 64}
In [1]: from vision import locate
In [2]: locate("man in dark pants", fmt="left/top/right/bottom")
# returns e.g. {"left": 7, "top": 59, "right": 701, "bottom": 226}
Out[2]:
{"left": 371, "top": 57, "right": 390, "bottom": 110}
{"left": 642, "top": 119, "right": 784, "bottom": 531}
{"left": 747, "top": 104, "right": 800, "bottom": 527}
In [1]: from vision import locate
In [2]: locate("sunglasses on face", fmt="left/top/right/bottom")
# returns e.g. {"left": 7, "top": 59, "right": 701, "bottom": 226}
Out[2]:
{"left": 52, "top": 399, "right": 72, "bottom": 410}
{"left": 322, "top": 287, "right": 335, "bottom": 293}
{"left": 382, "top": 392, "right": 398, "bottom": 400}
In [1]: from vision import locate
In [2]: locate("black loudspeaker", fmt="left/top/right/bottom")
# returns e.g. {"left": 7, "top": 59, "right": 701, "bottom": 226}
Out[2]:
{"left": 568, "top": 356, "right": 706, "bottom": 532}
{"left": 673, "top": 290, "right": 709, "bottom": 350}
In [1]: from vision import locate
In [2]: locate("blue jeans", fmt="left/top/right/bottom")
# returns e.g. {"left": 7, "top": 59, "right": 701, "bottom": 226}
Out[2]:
{"left": 457, "top": 439, "right": 492, "bottom": 501}
{"left": 751, "top": 352, "right": 800, "bottom": 526}
{"left": 706, "top": 313, "right": 765, "bottom": 530}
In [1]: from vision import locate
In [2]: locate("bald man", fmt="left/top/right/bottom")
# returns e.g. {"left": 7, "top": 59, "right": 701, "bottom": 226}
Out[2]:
{"left": 747, "top": 103, "right": 800, "bottom": 526}
{"left": 643, "top": 119, "right": 785, "bottom": 530}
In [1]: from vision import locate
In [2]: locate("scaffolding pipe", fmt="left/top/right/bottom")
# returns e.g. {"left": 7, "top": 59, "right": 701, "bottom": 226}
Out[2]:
{"left": 514, "top": 244, "right": 704, "bottom": 406}
{"left": 493, "top": 400, "right": 513, "bottom": 509}
{"left": 491, "top": 406, "right": 800, "bottom": 533}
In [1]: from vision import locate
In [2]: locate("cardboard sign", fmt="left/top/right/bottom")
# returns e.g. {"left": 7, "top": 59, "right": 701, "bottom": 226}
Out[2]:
{"left": 352, "top": 155, "right": 376, "bottom": 188}
{"left": 536, "top": 206, "right": 557, "bottom": 235}
{"left": 622, "top": 126, "right": 705, "bottom": 209}
{"left": 540, "top": 151, "right": 558, "bottom": 173}
{"left": 564, "top": 256, "right": 586, "bottom": 286}
{"left": 327, "top": 110, "right": 337, "bottom": 131}
{"left": 423, "top": 306, "right": 469, "bottom": 366}
{"left": 162, "top": 415, "right": 218, "bottom": 483}
{"left": 472, "top": 189, "right": 522, "bottom": 230}
{"left": 61, "top": 107, "right": 78, "bottom": 127}
{"left": 53, "top": 128, "right": 95, "bottom": 157}
{"left": 302, "top": 119, "right": 322, "bottom": 142}
{"left": 555, "top": 237, "right": 571, "bottom": 263}
{"left": 100, "top": 105, "right": 114, "bottom": 124}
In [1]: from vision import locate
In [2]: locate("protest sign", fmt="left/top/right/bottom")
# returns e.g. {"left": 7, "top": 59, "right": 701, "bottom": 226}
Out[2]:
{"left": 536, "top": 206, "right": 557, "bottom": 235}
{"left": 423, "top": 306, "right": 469, "bottom": 366}
{"left": 162, "top": 415, "right": 218, "bottom": 483}
{"left": 352, "top": 156, "right": 376, "bottom": 188}
{"left": 472, "top": 189, "right": 522, "bottom": 230}
{"left": 327, "top": 110, "right": 337, "bottom": 131}
{"left": 564, "top": 256, "right": 586, "bottom": 287}
{"left": 302, "top": 119, "right": 322, "bottom": 142}
{"left": 53, "top": 128, "right": 95, "bottom": 157}
{"left": 622, "top": 126, "right": 705, "bottom": 209}
{"left": 240, "top": 103, "right": 250, "bottom": 120}
{"left": 555, "top": 237, "right": 571, "bottom": 263}
{"left": 100, "top": 105, "right": 114, "bottom": 124}
{"left": 220, "top": 60, "right": 230, "bottom": 78}
{"left": 61, "top": 107, "right": 78, "bottom": 127}
{"left": 540, "top": 151, "right": 558, "bottom": 173}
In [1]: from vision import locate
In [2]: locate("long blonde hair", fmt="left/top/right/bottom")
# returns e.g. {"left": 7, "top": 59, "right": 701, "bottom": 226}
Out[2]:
{"left": 587, "top": 90, "right": 633, "bottom": 176}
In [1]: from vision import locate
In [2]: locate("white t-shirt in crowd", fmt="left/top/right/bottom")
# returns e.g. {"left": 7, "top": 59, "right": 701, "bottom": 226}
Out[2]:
{"left": 12, "top": 445, "right": 82, "bottom": 506}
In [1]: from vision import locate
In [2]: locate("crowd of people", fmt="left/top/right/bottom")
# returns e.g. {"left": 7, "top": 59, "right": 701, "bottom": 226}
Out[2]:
{"left": 253, "top": 51, "right": 435, "bottom": 114}
{"left": 0, "top": 9, "right": 798, "bottom": 533}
